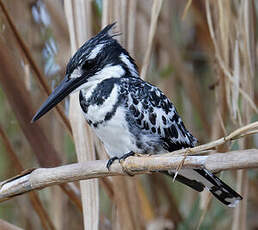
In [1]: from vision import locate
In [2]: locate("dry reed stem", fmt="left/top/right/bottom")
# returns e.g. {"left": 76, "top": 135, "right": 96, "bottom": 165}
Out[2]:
{"left": 196, "top": 193, "right": 212, "bottom": 230}
{"left": 233, "top": 169, "right": 248, "bottom": 230}
{"left": 115, "top": 0, "right": 127, "bottom": 46}
{"left": 205, "top": 0, "right": 258, "bottom": 114}
{"left": 232, "top": 1, "right": 256, "bottom": 228}
{"left": 1, "top": 148, "right": 258, "bottom": 203}
{"left": 140, "top": 0, "right": 163, "bottom": 80}
{"left": 135, "top": 179, "right": 155, "bottom": 222}
{"left": 198, "top": 0, "right": 229, "bottom": 212}
{"left": 64, "top": 1, "right": 99, "bottom": 230}
{"left": 127, "top": 0, "right": 137, "bottom": 55}
{"left": 0, "top": 0, "right": 72, "bottom": 136}
{"left": 28, "top": 192, "right": 57, "bottom": 230}
{"left": 205, "top": 1, "right": 256, "bottom": 229}
{"left": 182, "top": 0, "right": 192, "bottom": 20}
{"left": 232, "top": 39, "right": 240, "bottom": 121}
{"left": 59, "top": 184, "right": 83, "bottom": 212}
{"left": 101, "top": 0, "right": 112, "bottom": 28}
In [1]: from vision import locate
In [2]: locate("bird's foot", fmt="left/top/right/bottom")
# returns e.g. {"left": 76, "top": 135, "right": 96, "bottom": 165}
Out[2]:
{"left": 118, "top": 151, "right": 135, "bottom": 163}
{"left": 106, "top": 152, "right": 136, "bottom": 176}
{"left": 119, "top": 151, "right": 135, "bottom": 176}
{"left": 106, "top": 156, "right": 119, "bottom": 170}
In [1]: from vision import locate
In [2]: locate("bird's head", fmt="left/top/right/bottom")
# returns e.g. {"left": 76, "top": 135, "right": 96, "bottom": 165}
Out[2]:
{"left": 32, "top": 22, "right": 138, "bottom": 122}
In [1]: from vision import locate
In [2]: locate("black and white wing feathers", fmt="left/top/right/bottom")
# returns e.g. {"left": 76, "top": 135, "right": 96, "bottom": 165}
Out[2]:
{"left": 119, "top": 77, "right": 242, "bottom": 207}
{"left": 120, "top": 77, "right": 197, "bottom": 153}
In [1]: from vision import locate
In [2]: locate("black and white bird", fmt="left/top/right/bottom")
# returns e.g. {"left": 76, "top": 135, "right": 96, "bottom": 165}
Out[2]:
{"left": 32, "top": 23, "right": 242, "bottom": 207}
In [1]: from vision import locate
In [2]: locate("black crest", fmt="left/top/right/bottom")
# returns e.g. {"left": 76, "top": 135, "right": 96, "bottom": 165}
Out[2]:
{"left": 66, "top": 22, "right": 118, "bottom": 75}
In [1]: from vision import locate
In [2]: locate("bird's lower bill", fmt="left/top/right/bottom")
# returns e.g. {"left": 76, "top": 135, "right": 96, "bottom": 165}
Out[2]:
{"left": 32, "top": 75, "right": 85, "bottom": 122}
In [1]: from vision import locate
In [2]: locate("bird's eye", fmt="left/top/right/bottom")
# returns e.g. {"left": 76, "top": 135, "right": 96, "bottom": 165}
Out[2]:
{"left": 82, "top": 59, "right": 95, "bottom": 70}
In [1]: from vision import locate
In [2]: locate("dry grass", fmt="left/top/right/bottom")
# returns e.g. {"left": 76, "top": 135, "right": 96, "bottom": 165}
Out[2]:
{"left": 0, "top": 0, "right": 257, "bottom": 230}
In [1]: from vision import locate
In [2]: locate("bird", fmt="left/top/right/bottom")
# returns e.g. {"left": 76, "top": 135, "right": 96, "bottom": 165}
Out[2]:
{"left": 32, "top": 22, "right": 242, "bottom": 207}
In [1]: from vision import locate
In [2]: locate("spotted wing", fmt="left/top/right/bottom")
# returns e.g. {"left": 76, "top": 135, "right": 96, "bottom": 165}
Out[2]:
{"left": 119, "top": 78, "right": 243, "bottom": 207}
{"left": 120, "top": 77, "right": 197, "bottom": 152}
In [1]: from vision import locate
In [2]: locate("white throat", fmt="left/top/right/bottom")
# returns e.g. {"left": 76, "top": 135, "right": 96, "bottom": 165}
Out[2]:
{"left": 70, "top": 64, "right": 125, "bottom": 95}
{"left": 76, "top": 64, "right": 125, "bottom": 100}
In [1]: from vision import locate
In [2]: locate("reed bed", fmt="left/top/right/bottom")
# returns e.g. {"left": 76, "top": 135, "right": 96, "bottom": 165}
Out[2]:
{"left": 0, "top": 1, "right": 257, "bottom": 230}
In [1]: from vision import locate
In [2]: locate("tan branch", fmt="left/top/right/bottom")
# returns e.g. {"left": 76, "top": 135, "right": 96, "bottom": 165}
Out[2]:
{"left": 0, "top": 149, "right": 258, "bottom": 203}
{"left": 1, "top": 122, "right": 258, "bottom": 202}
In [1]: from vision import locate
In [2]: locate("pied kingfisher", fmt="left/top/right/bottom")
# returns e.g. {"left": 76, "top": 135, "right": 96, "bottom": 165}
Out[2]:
{"left": 32, "top": 23, "right": 242, "bottom": 207}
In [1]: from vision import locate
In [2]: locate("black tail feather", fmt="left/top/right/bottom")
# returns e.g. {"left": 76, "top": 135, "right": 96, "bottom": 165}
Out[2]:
{"left": 194, "top": 169, "right": 242, "bottom": 207}
{"left": 162, "top": 171, "right": 205, "bottom": 192}
{"left": 164, "top": 168, "right": 242, "bottom": 207}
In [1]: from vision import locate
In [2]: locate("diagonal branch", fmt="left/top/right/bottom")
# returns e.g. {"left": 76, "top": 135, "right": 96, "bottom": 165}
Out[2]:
{"left": 161, "top": 121, "right": 258, "bottom": 157}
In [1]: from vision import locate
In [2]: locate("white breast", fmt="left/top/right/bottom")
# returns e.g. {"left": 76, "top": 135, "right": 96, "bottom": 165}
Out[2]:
{"left": 93, "top": 107, "right": 137, "bottom": 158}
{"left": 81, "top": 85, "right": 138, "bottom": 157}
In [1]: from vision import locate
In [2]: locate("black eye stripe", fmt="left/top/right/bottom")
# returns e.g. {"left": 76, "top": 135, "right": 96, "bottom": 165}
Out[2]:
{"left": 82, "top": 59, "right": 95, "bottom": 70}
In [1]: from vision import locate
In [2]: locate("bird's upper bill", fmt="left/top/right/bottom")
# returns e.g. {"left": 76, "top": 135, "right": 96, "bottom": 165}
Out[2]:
{"left": 32, "top": 22, "right": 119, "bottom": 122}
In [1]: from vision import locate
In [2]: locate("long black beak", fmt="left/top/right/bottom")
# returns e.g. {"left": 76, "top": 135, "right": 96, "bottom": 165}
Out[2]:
{"left": 32, "top": 75, "right": 84, "bottom": 122}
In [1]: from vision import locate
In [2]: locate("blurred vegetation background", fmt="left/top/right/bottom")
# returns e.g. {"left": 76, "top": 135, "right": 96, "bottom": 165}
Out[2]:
{"left": 0, "top": 0, "right": 257, "bottom": 230}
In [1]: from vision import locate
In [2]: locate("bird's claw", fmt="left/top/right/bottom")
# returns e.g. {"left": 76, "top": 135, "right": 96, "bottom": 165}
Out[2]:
{"left": 118, "top": 151, "right": 135, "bottom": 163}
{"left": 106, "top": 157, "right": 118, "bottom": 170}
{"left": 106, "top": 152, "right": 135, "bottom": 176}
